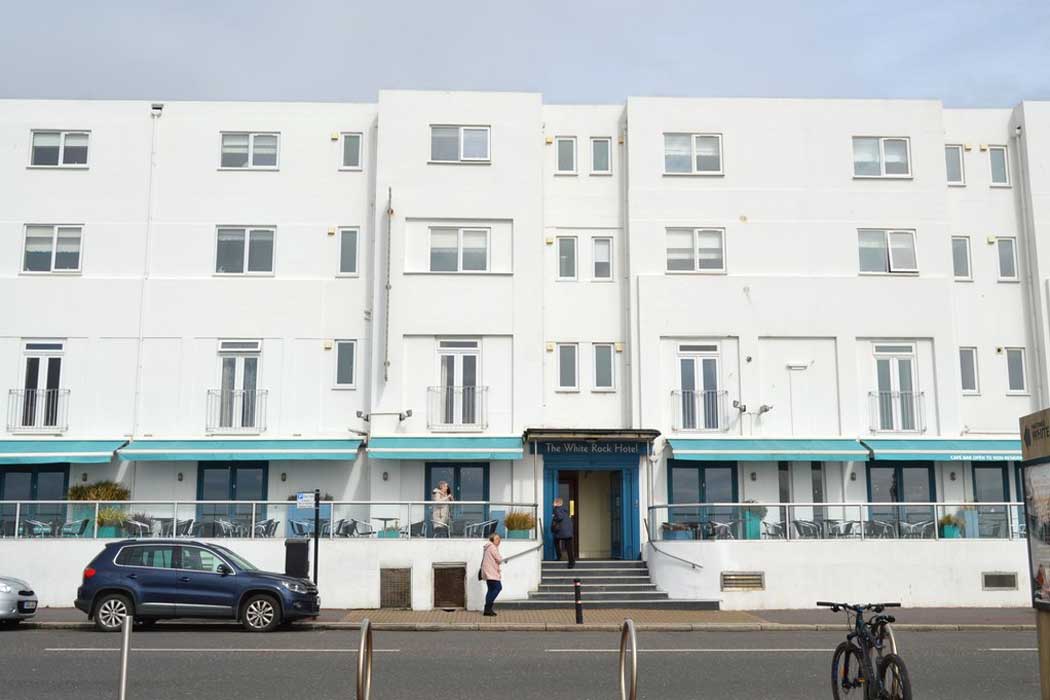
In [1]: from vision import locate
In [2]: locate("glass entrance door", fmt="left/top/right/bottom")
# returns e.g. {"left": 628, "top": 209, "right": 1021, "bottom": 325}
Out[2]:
{"left": 973, "top": 463, "right": 1009, "bottom": 538}
{"left": 196, "top": 462, "right": 267, "bottom": 537}
{"left": 557, "top": 473, "right": 580, "bottom": 560}
{"left": 867, "top": 462, "right": 935, "bottom": 537}
{"left": 219, "top": 355, "right": 259, "bottom": 429}
{"left": 22, "top": 352, "right": 63, "bottom": 428}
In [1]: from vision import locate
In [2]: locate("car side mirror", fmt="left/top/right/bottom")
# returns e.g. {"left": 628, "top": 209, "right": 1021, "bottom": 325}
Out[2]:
{"left": 217, "top": 564, "right": 232, "bottom": 576}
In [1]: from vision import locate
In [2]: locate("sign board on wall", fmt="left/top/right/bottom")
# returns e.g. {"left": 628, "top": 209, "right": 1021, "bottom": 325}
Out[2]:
{"left": 1020, "top": 409, "right": 1050, "bottom": 611}
{"left": 532, "top": 441, "right": 647, "bottom": 456}
{"left": 296, "top": 491, "right": 316, "bottom": 509}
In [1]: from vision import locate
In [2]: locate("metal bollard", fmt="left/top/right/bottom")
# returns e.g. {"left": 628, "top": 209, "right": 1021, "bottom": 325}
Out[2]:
{"left": 118, "top": 614, "right": 133, "bottom": 700}
{"left": 356, "top": 617, "right": 373, "bottom": 700}
{"left": 574, "top": 578, "right": 583, "bottom": 624}
{"left": 618, "top": 618, "right": 638, "bottom": 700}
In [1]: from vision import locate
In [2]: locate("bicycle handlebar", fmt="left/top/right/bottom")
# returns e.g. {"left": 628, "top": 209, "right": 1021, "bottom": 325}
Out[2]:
{"left": 816, "top": 601, "right": 902, "bottom": 612}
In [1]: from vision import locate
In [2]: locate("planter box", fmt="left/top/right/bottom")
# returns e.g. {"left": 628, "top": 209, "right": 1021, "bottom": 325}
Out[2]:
{"left": 506, "top": 529, "right": 531, "bottom": 539}
{"left": 939, "top": 524, "right": 960, "bottom": 539}
{"left": 744, "top": 512, "right": 763, "bottom": 540}
{"left": 97, "top": 525, "right": 123, "bottom": 538}
{"left": 378, "top": 530, "right": 401, "bottom": 539}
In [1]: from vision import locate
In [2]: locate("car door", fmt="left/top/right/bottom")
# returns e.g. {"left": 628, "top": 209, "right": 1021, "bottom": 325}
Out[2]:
{"left": 174, "top": 545, "right": 239, "bottom": 618}
{"left": 113, "top": 544, "right": 178, "bottom": 616}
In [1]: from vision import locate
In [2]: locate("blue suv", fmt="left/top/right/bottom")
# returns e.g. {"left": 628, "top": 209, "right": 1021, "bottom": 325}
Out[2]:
{"left": 74, "top": 540, "right": 319, "bottom": 632}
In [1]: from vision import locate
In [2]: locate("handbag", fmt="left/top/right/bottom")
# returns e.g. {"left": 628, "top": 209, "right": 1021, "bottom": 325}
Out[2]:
{"left": 477, "top": 568, "right": 484, "bottom": 581}
{"left": 551, "top": 516, "right": 561, "bottom": 534}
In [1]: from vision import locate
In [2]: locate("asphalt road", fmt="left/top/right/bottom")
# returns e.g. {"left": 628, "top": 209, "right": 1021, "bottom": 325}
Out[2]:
{"left": 0, "top": 626, "right": 1040, "bottom": 699}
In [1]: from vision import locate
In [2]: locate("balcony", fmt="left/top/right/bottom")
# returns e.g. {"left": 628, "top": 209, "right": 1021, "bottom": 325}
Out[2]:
{"left": 206, "top": 389, "right": 267, "bottom": 433}
{"left": 427, "top": 385, "right": 488, "bottom": 431}
{"left": 671, "top": 390, "right": 728, "bottom": 432}
{"left": 7, "top": 389, "right": 70, "bottom": 433}
{"left": 868, "top": 391, "right": 925, "bottom": 433}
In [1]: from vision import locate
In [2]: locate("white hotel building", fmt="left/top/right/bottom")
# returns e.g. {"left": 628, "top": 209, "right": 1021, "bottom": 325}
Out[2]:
{"left": 2, "top": 91, "right": 1048, "bottom": 611}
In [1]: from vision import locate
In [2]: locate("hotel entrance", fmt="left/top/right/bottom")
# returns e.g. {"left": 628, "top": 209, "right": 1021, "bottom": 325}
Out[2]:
{"left": 556, "top": 469, "right": 626, "bottom": 560}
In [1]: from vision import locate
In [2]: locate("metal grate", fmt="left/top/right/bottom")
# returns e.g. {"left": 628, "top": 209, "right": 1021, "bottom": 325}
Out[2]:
{"left": 380, "top": 568, "right": 411, "bottom": 608}
{"left": 981, "top": 572, "right": 1017, "bottom": 591}
{"left": 433, "top": 564, "right": 466, "bottom": 609}
{"left": 721, "top": 571, "right": 765, "bottom": 591}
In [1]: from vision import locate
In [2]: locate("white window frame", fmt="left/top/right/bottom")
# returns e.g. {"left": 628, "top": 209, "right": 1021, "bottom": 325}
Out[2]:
{"left": 334, "top": 340, "right": 357, "bottom": 389}
{"left": 676, "top": 343, "right": 722, "bottom": 432}
{"left": 872, "top": 343, "right": 921, "bottom": 432}
{"left": 340, "top": 132, "right": 363, "bottom": 170}
{"left": 29, "top": 130, "right": 90, "bottom": 168}
{"left": 555, "top": 136, "right": 577, "bottom": 174}
{"left": 592, "top": 343, "right": 616, "bottom": 392}
{"left": 945, "top": 144, "right": 965, "bottom": 186}
{"left": 852, "top": 136, "right": 912, "bottom": 178}
{"left": 429, "top": 125, "right": 491, "bottom": 163}
{"left": 1005, "top": 347, "right": 1027, "bottom": 395}
{"left": 997, "top": 237, "right": 1019, "bottom": 282}
{"left": 592, "top": 236, "right": 613, "bottom": 281}
{"left": 590, "top": 137, "right": 612, "bottom": 175}
{"left": 21, "top": 224, "right": 84, "bottom": 274}
{"left": 556, "top": 343, "right": 579, "bottom": 392}
{"left": 858, "top": 229, "right": 918, "bottom": 275}
{"left": 951, "top": 236, "right": 972, "bottom": 281}
{"left": 988, "top": 145, "right": 1010, "bottom": 187}
{"left": 427, "top": 227, "right": 491, "bottom": 273}
{"left": 959, "top": 346, "right": 979, "bottom": 395}
{"left": 337, "top": 227, "right": 359, "bottom": 277}
{"left": 214, "top": 226, "right": 276, "bottom": 276}
{"left": 219, "top": 132, "right": 280, "bottom": 170}
{"left": 663, "top": 133, "right": 723, "bottom": 175}
{"left": 665, "top": 228, "right": 726, "bottom": 274}
{"left": 556, "top": 236, "right": 578, "bottom": 281}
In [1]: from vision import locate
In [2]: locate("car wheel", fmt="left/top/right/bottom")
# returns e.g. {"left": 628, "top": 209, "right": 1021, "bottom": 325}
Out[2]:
{"left": 241, "top": 594, "right": 280, "bottom": 633}
{"left": 94, "top": 593, "right": 132, "bottom": 632}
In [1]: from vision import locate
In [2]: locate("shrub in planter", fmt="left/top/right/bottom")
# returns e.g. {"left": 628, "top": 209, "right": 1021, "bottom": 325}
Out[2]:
{"left": 503, "top": 510, "right": 536, "bottom": 538}
{"left": 938, "top": 513, "right": 962, "bottom": 538}
{"left": 96, "top": 507, "right": 128, "bottom": 538}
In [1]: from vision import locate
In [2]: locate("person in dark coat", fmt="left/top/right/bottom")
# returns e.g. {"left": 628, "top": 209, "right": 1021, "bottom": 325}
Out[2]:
{"left": 551, "top": 497, "right": 575, "bottom": 568}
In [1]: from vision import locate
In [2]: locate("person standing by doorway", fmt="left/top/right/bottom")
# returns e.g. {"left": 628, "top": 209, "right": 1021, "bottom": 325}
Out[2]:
{"left": 481, "top": 533, "right": 502, "bottom": 616}
{"left": 552, "top": 497, "right": 575, "bottom": 569}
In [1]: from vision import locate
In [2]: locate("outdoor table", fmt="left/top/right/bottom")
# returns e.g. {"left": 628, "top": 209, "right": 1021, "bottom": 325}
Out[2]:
{"left": 372, "top": 516, "right": 400, "bottom": 530}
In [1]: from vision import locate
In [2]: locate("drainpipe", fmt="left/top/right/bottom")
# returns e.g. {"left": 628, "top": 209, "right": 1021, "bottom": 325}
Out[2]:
{"left": 1013, "top": 123, "right": 1046, "bottom": 407}
{"left": 382, "top": 187, "right": 393, "bottom": 383}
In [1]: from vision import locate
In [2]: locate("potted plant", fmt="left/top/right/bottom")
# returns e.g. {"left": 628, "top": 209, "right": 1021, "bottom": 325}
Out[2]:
{"left": 96, "top": 507, "right": 128, "bottom": 538}
{"left": 743, "top": 500, "right": 767, "bottom": 540}
{"left": 69, "top": 480, "right": 131, "bottom": 530}
{"left": 378, "top": 524, "right": 401, "bottom": 539}
{"left": 661, "top": 522, "right": 692, "bottom": 540}
{"left": 938, "top": 513, "right": 962, "bottom": 539}
{"left": 503, "top": 511, "right": 536, "bottom": 539}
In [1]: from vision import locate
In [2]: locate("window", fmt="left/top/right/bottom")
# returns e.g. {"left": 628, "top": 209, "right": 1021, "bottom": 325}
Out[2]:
{"left": 1006, "top": 348, "right": 1026, "bottom": 393}
{"left": 335, "top": 340, "right": 356, "bottom": 388}
{"left": 30, "top": 131, "right": 89, "bottom": 167}
{"left": 591, "top": 137, "right": 611, "bottom": 174}
{"left": 0, "top": 465, "right": 67, "bottom": 538}
{"left": 18, "top": 341, "right": 66, "bottom": 430}
{"left": 945, "top": 145, "right": 965, "bottom": 185}
{"left": 339, "top": 228, "right": 358, "bottom": 275}
{"left": 557, "top": 237, "right": 577, "bottom": 280}
{"left": 997, "top": 237, "right": 1018, "bottom": 281}
{"left": 664, "top": 133, "right": 722, "bottom": 174}
{"left": 429, "top": 227, "right": 489, "bottom": 272}
{"left": 665, "top": 228, "right": 725, "bottom": 273}
{"left": 555, "top": 137, "right": 576, "bottom": 174}
{"left": 22, "top": 225, "right": 82, "bottom": 273}
{"left": 858, "top": 229, "right": 917, "bottom": 274}
{"left": 852, "top": 137, "right": 910, "bottom": 177}
{"left": 116, "top": 545, "right": 175, "bottom": 569}
{"left": 873, "top": 344, "right": 919, "bottom": 432}
{"left": 341, "top": 132, "right": 362, "bottom": 169}
{"left": 678, "top": 344, "right": 721, "bottom": 431}
{"left": 592, "top": 237, "right": 612, "bottom": 279}
{"left": 436, "top": 340, "right": 481, "bottom": 427}
{"left": 951, "top": 236, "right": 971, "bottom": 280}
{"left": 960, "top": 347, "right": 979, "bottom": 394}
{"left": 989, "top": 146, "right": 1009, "bottom": 186}
{"left": 867, "top": 462, "right": 935, "bottom": 528}
{"left": 214, "top": 340, "right": 262, "bottom": 431}
{"left": 593, "top": 343, "right": 615, "bottom": 391}
{"left": 215, "top": 227, "right": 274, "bottom": 274}
{"left": 220, "top": 132, "right": 279, "bottom": 169}
{"left": 557, "top": 344, "right": 578, "bottom": 390}
{"left": 430, "top": 125, "right": 490, "bottom": 162}
{"left": 179, "top": 547, "right": 227, "bottom": 574}
{"left": 196, "top": 463, "right": 267, "bottom": 533}
{"left": 425, "top": 464, "right": 489, "bottom": 526}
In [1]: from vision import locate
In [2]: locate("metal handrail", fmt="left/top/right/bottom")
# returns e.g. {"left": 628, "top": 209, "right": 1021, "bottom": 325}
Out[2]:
{"left": 642, "top": 518, "right": 703, "bottom": 569}
{"left": 619, "top": 619, "right": 638, "bottom": 700}
{"left": 357, "top": 617, "right": 373, "bottom": 700}
{"left": 649, "top": 500, "right": 1023, "bottom": 508}
{"left": 503, "top": 517, "right": 544, "bottom": 564}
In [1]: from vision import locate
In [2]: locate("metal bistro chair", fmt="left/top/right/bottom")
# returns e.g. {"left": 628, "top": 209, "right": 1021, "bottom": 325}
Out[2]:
{"left": 23, "top": 519, "right": 54, "bottom": 538}
{"left": 289, "top": 520, "right": 311, "bottom": 537}
{"left": 464, "top": 519, "right": 498, "bottom": 538}
{"left": 349, "top": 518, "right": 375, "bottom": 537}
{"left": 61, "top": 518, "right": 91, "bottom": 538}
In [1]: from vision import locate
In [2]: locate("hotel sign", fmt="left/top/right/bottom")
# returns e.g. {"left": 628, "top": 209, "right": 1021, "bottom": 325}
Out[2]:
{"left": 533, "top": 441, "right": 647, "bottom": 456}
{"left": 1019, "top": 409, "right": 1050, "bottom": 612}
{"left": 1021, "top": 408, "right": 1050, "bottom": 463}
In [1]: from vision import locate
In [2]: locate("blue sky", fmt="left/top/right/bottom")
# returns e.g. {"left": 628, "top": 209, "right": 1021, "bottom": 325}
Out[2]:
{"left": 2, "top": 1, "right": 1048, "bottom": 106}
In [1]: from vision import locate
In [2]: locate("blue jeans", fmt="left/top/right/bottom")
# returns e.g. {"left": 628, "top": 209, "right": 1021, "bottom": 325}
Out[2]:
{"left": 485, "top": 580, "right": 502, "bottom": 609}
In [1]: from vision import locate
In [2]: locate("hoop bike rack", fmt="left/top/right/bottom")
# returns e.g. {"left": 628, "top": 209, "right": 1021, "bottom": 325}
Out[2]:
{"left": 619, "top": 618, "right": 638, "bottom": 700}
{"left": 357, "top": 617, "right": 374, "bottom": 700}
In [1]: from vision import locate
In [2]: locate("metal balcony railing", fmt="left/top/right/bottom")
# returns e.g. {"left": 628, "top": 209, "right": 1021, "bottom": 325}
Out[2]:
{"left": 672, "top": 389, "right": 728, "bottom": 432}
{"left": 869, "top": 391, "right": 925, "bottom": 432}
{"left": 427, "top": 385, "right": 488, "bottom": 431}
{"left": 7, "top": 388, "right": 70, "bottom": 433}
{"left": 206, "top": 389, "right": 267, "bottom": 433}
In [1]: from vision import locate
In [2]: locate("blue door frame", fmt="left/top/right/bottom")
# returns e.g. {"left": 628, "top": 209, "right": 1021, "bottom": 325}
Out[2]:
{"left": 541, "top": 453, "right": 641, "bottom": 560}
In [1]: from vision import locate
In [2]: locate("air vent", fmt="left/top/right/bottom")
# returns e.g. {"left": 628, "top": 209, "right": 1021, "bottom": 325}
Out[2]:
{"left": 380, "top": 568, "right": 411, "bottom": 608}
{"left": 982, "top": 572, "right": 1017, "bottom": 591}
{"left": 721, "top": 571, "right": 765, "bottom": 591}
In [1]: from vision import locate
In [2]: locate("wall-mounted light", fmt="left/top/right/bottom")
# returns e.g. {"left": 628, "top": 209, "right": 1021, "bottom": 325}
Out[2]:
{"left": 750, "top": 471, "right": 757, "bottom": 482}
{"left": 177, "top": 472, "right": 183, "bottom": 482}
{"left": 382, "top": 471, "right": 389, "bottom": 481}
{"left": 323, "top": 340, "right": 334, "bottom": 350}
{"left": 328, "top": 227, "right": 337, "bottom": 236}
{"left": 950, "top": 471, "right": 957, "bottom": 481}
{"left": 281, "top": 472, "right": 287, "bottom": 482}
{"left": 330, "top": 132, "right": 340, "bottom": 141}
{"left": 850, "top": 472, "right": 857, "bottom": 481}
{"left": 758, "top": 404, "right": 774, "bottom": 414}
{"left": 79, "top": 472, "right": 87, "bottom": 482}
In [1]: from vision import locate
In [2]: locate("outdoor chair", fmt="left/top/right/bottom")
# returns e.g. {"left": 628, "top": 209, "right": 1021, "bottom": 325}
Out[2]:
{"left": 289, "top": 520, "right": 310, "bottom": 536}
{"left": 335, "top": 520, "right": 355, "bottom": 537}
{"left": 23, "top": 519, "right": 53, "bottom": 537}
{"left": 126, "top": 519, "right": 152, "bottom": 537}
{"left": 61, "top": 518, "right": 91, "bottom": 537}
{"left": 175, "top": 518, "right": 195, "bottom": 536}
{"left": 430, "top": 520, "right": 450, "bottom": 538}
{"left": 761, "top": 521, "right": 786, "bottom": 539}
{"left": 349, "top": 518, "right": 375, "bottom": 537}
{"left": 254, "top": 519, "right": 274, "bottom": 537}
{"left": 406, "top": 520, "right": 426, "bottom": 537}
{"left": 464, "top": 519, "right": 498, "bottom": 538}
{"left": 792, "top": 520, "right": 820, "bottom": 539}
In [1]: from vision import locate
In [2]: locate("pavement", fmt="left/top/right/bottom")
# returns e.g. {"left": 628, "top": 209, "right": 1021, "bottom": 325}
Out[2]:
{"left": 22, "top": 605, "right": 1037, "bottom": 631}
{"left": 0, "top": 627, "right": 1040, "bottom": 699}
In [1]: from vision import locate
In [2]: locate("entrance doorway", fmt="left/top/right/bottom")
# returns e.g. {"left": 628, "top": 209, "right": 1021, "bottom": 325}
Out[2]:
{"left": 547, "top": 467, "right": 636, "bottom": 560}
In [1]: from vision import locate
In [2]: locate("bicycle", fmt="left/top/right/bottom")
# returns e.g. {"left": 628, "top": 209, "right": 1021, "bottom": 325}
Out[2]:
{"left": 817, "top": 601, "right": 911, "bottom": 700}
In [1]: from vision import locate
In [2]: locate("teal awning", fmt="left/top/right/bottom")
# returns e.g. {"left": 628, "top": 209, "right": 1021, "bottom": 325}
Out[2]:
{"left": 118, "top": 439, "right": 362, "bottom": 462}
{"left": 862, "top": 439, "right": 1021, "bottom": 462}
{"left": 667, "top": 438, "right": 869, "bottom": 462}
{"left": 367, "top": 436, "right": 523, "bottom": 460}
{"left": 0, "top": 440, "right": 126, "bottom": 465}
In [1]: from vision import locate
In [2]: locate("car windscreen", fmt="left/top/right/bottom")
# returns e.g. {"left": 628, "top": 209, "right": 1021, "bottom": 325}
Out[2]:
{"left": 212, "top": 546, "right": 258, "bottom": 571}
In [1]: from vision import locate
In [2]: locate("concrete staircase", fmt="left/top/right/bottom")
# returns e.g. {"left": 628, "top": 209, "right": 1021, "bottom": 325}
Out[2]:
{"left": 499, "top": 560, "right": 720, "bottom": 610}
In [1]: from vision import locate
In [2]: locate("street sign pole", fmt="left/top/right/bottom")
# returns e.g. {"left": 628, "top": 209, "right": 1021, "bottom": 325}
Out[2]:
{"left": 313, "top": 487, "right": 320, "bottom": 585}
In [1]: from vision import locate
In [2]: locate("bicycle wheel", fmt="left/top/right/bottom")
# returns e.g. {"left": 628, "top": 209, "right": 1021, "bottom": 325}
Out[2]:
{"left": 878, "top": 653, "right": 912, "bottom": 700}
{"left": 831, "top": 641, "right": 866, "bottom": 699}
